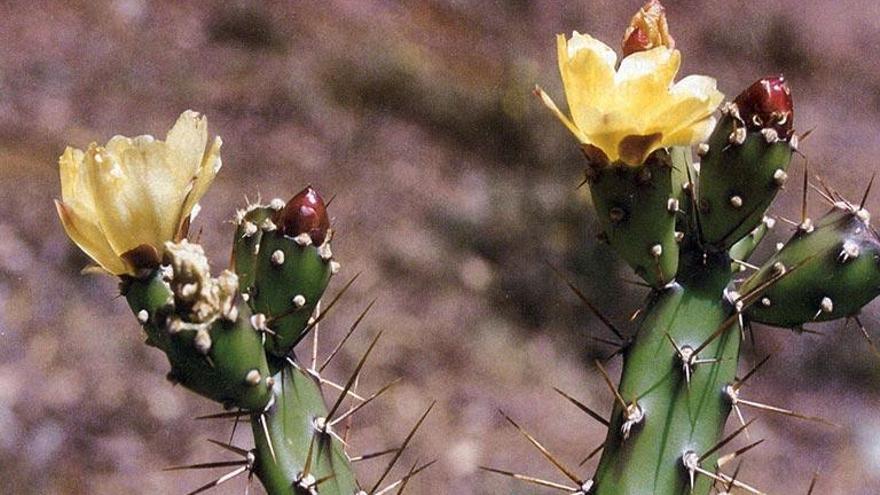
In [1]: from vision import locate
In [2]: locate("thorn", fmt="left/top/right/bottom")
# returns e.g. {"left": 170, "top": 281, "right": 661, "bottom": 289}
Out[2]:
{"left": 717, "top": 438, "right": 765, "bottom": 468}
{"left": 350, "top": 448, "right": 400, "bottom": 463}
{"left": 861, "top": 172, "right": 876, "bottom": 210}
{"left": 499, "top": 410, "right": 583, "bottom": 486}
{"left": 311, "top": 299, "right": 322, "bottom": 371}
{"left": 370, "top": 401, "right": 435, "bottom": 494}
{"left": 699, "top": 418, "right": 757, "bottom": 463}
{"left": 801, "top": 152, "right": 809, "bottom": 224}
{"left": 163, "top": 460, "right": 249, "bottom": 472}
{"left": 577, "top": 442, "right": 605, "bottom": 467}
{"left": 330, "top": 377, "right": 401, "bottom": 427}
{"left": 206, "top": 439, "right": 250, "bottom": 457}
{"left": 302, "top": 432, "right": 317, "bottom": 477}
{"left": 734, "top": 353, "right": 773, "bottom": 391}
{"left": 229, "top": 412, "right": 242, "bottom": 445}
{"left": 392, "top": 458, "right": 420, "bottom": 495}
{"left": 852, "top": 315, "right": 880, "bottom": 356}
{"left": 546, "top": 262, "right": 626, "bottom": 342}
{"left": 697, "top": 465, "right": 766, "bottom": 495}
{"left": 478, "top": 466, "right": 577, "bottom": 492}
{"left": 321, "top": 298, "right": 377, "bottom": 372}
{"left": 808, "top": 182, "right": 835, "bottom": 206}
{"left": 731, "top": 259, "right": 760, "bottom": 271}
{"left": 371, "top": 459, "right": 436, "bottom": 495}
{"left": 325, "top": 331, "right": 383, "bottom": 423}
{"left": 552, "top": 387, "right": 610, "bottom": 427}
{"left": 259, "top": 413, "right": 277, "bottom": 463}
{"left": 183, "top": 465, "right": 249, "bottom": 495}
{"left": 195, "top": 410, "right": 250, "bottom": 421}
{"left": 594, "top": 360, "right": 628, "bottom": 411}
{"left": 806, "top": 470, "right": 819, "bottom": 495}
{"left": 725, "top": 385, "right": 839, "bottom": 427}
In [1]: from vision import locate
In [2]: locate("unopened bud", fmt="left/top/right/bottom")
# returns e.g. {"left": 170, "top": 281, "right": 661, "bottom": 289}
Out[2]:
{"left": 274, "top": 186, "right": 330, "bottom": 245}
{"left": 622, "top": 0, "right": 674, "bottom": 56}
{"left": 733, "top": 76, "right": 794, "bottom": 139}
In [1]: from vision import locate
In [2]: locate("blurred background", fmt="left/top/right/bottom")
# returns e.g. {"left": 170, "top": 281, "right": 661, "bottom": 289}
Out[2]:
{"left": 3, "top": 0, "right": 880, "bottom": 493}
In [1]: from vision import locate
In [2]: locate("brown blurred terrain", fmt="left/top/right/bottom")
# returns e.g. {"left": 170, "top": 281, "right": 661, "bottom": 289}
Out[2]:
{"left": 3, "top": 0, "right": 880, "bottom": 493}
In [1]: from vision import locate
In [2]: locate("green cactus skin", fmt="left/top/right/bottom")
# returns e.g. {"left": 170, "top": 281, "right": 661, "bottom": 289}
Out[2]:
{"left": 743, "top": 205, "right": 880, "bottom": 327}
{"left": 123, "top": 270, "right": 274, "bottom": 411}
{"left": 593, "top": 253, "right": 739, "bottom": 495}
{"left": 697, "top": 113, "right": 793, "bottom": 250}
{"left": 252, "top": 361, "right": 359, "bottom": 495}
{"left": 588, "top": 150, "right": 680, "bottom": 288}
{"left": 233, "top": 205, "right": 333, "bottom": 357}
{"left": 728, "top": 218, "right": 773, "bottom": 273}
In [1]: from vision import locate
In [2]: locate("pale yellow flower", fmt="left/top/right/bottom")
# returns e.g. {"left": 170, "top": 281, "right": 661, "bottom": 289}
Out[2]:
{"left": 55, "top": 110, "right": 222, "bottom": 276}
{"left": 537, "top": 32, "right": 724, "bottom": 166}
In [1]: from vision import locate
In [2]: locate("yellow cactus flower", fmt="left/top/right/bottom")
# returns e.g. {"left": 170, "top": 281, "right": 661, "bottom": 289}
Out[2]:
{"left": 537, "top": 32, "right": 724, "bottom": 167}
{"left": 55, "top": 110, "right": 222, "bottom": 276}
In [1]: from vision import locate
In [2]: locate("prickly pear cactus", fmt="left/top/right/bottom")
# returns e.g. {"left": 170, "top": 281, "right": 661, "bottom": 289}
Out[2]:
{"left": 487, "top": 1, "right": 880, "bottom": 494}
{"left": 55, "top": 112, "right": 429, "bottom": 495}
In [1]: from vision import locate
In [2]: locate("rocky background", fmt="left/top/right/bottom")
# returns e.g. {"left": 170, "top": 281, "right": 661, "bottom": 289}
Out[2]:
{"left": 2, "top": 0, "right": 880, "bottom": 493}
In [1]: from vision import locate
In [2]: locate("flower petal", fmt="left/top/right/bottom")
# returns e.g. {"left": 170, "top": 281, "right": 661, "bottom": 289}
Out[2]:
{"left": 558, "top": 32, "right": 617, "bottom": 132}
{"left": 166, "top": 110, "right": 209, "bottom": 184}
{"left": 55, "top": 199, "right": 129, "bottom": 275}
{"left": 86, "top": 143, "right": 182, "bottom": 255}
{"left": 177, "top": 136, "right": 222, "bottom": 238}
{"left": 615, "top": 47, "right": 681, "bottom": 118}
{"left": 59, "top": 146, "right": 98, "bottom": 214}
{"left": 535, "top": 86, "right": 590, "bottom": 144}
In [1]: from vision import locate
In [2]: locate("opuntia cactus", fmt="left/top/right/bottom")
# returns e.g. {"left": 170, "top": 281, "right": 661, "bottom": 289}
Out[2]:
{"left": 55, "top": 111, "right": 428, "bottom": 495}
{"left": 488, "top": 2, "right": 880, "bottom": 494}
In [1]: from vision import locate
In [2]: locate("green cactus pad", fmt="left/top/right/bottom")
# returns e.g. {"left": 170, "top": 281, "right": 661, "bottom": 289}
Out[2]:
{"left": 124, "top": 270, "right": 274, "bottom": 411}
{"left": 743, "top": 205, "right": 880, "bottom": 327}
{"left": 588, "top": 150, "right": 680, "bottom": 287}
{"left": 594, "top": 256, "right": 739, "bottom": 495}
{"left": 252, "top": 363, "right": 359, "bottom": 495}
{"left": 233, "top": 205, "right": 333, "bottom": 357}
{"left": 698, "top": 113, "right": 794, "bottom": 249}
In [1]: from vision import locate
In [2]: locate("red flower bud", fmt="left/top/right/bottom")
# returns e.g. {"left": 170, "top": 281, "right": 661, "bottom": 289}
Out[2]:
{"left": 732, "top": 76, "right": 794, "bottom": 139}
{"left": 622, "top": 0, "right": 674, "bottom": 57}
{"left": 275, "top": 186, "right": 330, "bottom": 245}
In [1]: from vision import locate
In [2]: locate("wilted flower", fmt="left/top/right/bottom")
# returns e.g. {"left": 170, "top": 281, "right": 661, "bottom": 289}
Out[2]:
{"left": 55, "top": 111, "right": 222, "bottom": 276}
{"left": 537, "top": 1, "right": 723, "bottom": 167}
{"left": 622, "top": 0, "right": 674, "bottom": 56}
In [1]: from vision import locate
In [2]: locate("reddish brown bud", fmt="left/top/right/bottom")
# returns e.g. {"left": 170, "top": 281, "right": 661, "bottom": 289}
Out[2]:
{"left": 732, "top": 76, "right": 794, "bottom": 139}
{"left": 622, "top": 0, "right": 674, "bottom": 57}
{"left": 275, "top": 186, "right": 330, "bottom": 245}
